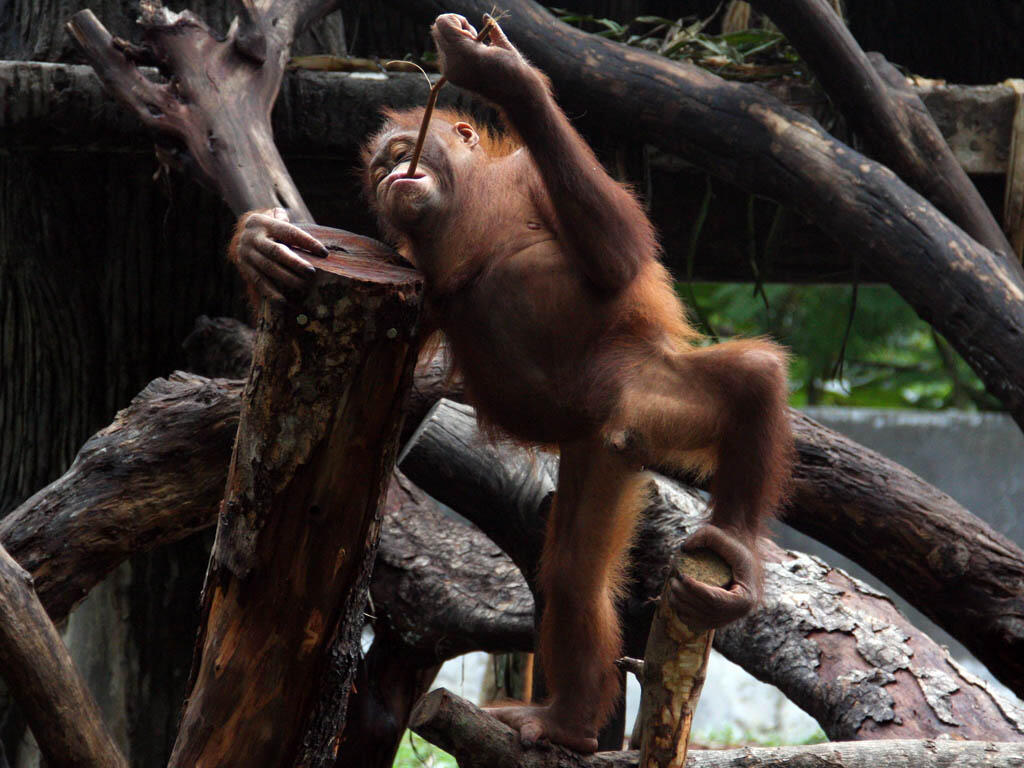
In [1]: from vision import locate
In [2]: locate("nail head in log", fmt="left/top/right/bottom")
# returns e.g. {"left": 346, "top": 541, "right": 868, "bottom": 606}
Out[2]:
{"left": 169, "top": 226, "right": 422, "bottom": 767}
{"left": 637, "top": 549, "right": 731, "bottom": 768}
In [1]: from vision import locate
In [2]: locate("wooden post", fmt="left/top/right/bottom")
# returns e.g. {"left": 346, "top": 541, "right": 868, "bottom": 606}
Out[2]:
{"left": 168, "top": 228, "right": 422, "bottom": 767}
{"left": 636, "top": 549, "right": 731, "bottom": 768}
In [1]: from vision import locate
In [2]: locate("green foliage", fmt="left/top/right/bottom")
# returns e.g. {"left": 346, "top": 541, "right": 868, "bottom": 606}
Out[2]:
{"left": 549, "top": 8, "right": 804, "bottom": 80}
{"left": 685, "top": 282, "right": 1001, "bottom": 410}
{"left": 392, "top": 731, "right": 457, "bottom": 768}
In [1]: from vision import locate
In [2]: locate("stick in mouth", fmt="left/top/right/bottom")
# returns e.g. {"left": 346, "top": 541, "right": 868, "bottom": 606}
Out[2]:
{"left": 405, "top": 14, "right": 498, "bottom": 178}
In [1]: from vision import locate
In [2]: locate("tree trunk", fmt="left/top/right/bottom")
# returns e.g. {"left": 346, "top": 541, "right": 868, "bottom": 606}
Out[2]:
{"left": 0, "top": 543, "right": 127, "bottom": 768}
{"left": 168, "top": 247, "right": 421, "bottom": 767}
{"left": 411, "top": 689, "right": 1024, "bottom": 768}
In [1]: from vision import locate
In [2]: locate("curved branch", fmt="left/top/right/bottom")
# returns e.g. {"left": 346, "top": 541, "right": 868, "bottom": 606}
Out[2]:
{"left": 748, "top": 0, "right": 1014, "bottom": 256}
{"left": 0, "top": 544, "right": 127, "bottom": 768}
{"left": 412, "top": 689, "right": 1024, "bottom": 768}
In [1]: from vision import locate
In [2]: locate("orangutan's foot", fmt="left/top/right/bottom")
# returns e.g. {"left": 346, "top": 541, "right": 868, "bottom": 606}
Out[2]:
{"left": 486, "top": 704, "right": 599, "bottom": 753}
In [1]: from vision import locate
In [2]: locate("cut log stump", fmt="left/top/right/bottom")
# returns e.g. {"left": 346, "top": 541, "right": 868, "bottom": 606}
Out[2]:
{"left": 168, "top": 227, "right": 422, "bottom": 767}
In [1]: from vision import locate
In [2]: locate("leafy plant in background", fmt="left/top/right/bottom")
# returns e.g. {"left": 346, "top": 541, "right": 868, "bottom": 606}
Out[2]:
{"left": 549, "top": 7, "right": 805, "bottom": 80}
{"left": 686, "top": 282, "right": 1001, "bottom": 410}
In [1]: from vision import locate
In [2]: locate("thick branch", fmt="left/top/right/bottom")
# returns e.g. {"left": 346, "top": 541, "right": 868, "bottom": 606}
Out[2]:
{"left": 0, "top": 543, "right": 127, "bottom": 768}
{"left": 395, "top": 0, "right": 1024, "bottom": 429}
{"left": 412, "top": 689, "right": 1024, "bottom": 768}
{"left": 749, "top": 0, "right": 1013, "bottom": 256}
{"left": 783, "top": 411, "right": 1024, "bottom": 697}
{"left": 0, "top": 373, "right": 240, "bottom": 622}
{"left": 67, "top": 5, "right": 310, "bottom": 218}
{"left": 399, "top": 400, "right": 1024, "bottom": 741}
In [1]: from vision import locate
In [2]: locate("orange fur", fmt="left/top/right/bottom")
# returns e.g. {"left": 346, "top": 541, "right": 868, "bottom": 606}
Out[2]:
{"left": 356, "top": 77, "right": 793, "bottom": 752}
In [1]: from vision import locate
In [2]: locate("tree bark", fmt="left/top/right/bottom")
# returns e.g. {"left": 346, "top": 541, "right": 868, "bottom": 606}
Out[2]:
{"left": 0, "top": 543, "right": 127, "bottom": 768}
{"left": 411, "top": 689, "right": 1024, "bottom": 768}
{"left": 747, "top": 0, "right": 1012, "bottom": 256}
{"left": 66, "top": 0, "right": 340, "bottom": 220}
{"left": 783, "top": 410, "right": 1024, "bottom": 698}
{"left": 400, "top": 399, "right": 1024, "bottom": 741}
{"left": 341, "top": 468, "right": 534, "bottom": 768}
{"left": 168, "top": 248, "right": 422, "bottom": 768}
{"left": 393, "top": 0, "right": 1024, "bottom": 429}
{"left": 637, "top": 551, "right": 730, "bottom": 768}
{"left": 0, "top": 373, "right": 240, "bottom": 622}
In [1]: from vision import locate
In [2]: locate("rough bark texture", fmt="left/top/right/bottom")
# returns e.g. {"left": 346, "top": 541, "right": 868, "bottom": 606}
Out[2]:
{"left": 400, "top": 399, "right": 1024, "bottom": 741}
{"left": 66, "top": 0, "right": 336, "bottom": 219}
{"left": 784, "top": 410, "right": 1024, "bottom": 698}
{"left": 396, "top": 0, "right": 1024, "bottom": 430}
{"left": 637, "top": 551, "right": 730, "bottom": 768}
{"left": 0, "top": 373, "right": 240, "bottom": 622}
{"left": 168, "top": 246, "right": 422, "bottom": 768}
{"left": 411, "top": 689, "right": 1024, "bottom": 768}
{"left": 0, "top": 543, "right": 127, "bottom": 768}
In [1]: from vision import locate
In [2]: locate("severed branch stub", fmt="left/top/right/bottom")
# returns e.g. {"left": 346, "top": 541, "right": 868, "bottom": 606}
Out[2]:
{"left": 636, "top": 548, "right": 731, "bottom": 768}
{"left": 168, "top": 229, "right": 423, "bottom": 767}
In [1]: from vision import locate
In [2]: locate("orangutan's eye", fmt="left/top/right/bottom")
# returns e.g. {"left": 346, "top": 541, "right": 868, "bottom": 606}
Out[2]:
{"left": 390, "top": 140, "right": 412, "bottom": 164}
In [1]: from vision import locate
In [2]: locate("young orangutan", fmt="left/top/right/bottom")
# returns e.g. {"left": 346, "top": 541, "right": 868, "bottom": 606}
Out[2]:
{"left": 230, "top": 13, "right": 792, "bottom": 754}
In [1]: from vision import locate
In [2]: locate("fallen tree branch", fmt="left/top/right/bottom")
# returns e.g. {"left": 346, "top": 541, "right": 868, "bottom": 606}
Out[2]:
{"left": 393, "top": 0, "right": 1024, "bottom": 429}
{"left": 748, "top": 0, "right": 1012, "bottom": 256}
{"left": 411, "top": 689, "right": 1024, "bottom": 768}
{"left": 0, "top": 543, "right": 127, "bottom": 768}
{"left": 784, "top": 411, "right": 1024, "bottom": 697}
{"left": 400, "top": 400, "right": 1024, "bottom": 741}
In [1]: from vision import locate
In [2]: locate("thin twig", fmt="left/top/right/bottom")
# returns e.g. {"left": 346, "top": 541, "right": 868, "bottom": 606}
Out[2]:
{"left": 406, "top": 15, "right": 497, "bottom": 176}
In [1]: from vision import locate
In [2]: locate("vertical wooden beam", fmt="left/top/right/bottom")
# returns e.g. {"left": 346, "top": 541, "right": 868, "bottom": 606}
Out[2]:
{"left": 169, "top": 229, "right": 422, "bottom": 767}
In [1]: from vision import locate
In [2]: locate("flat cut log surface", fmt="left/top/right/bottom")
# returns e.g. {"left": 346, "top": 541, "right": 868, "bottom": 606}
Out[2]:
{"left": 0, "top": 543, "right": 127, "bottom": 768}
{"left": 411, "top": 689, "right": 1024, "bottom": 768}
{"left": 169, "top": 248, "right": 422, "bottom": 767}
